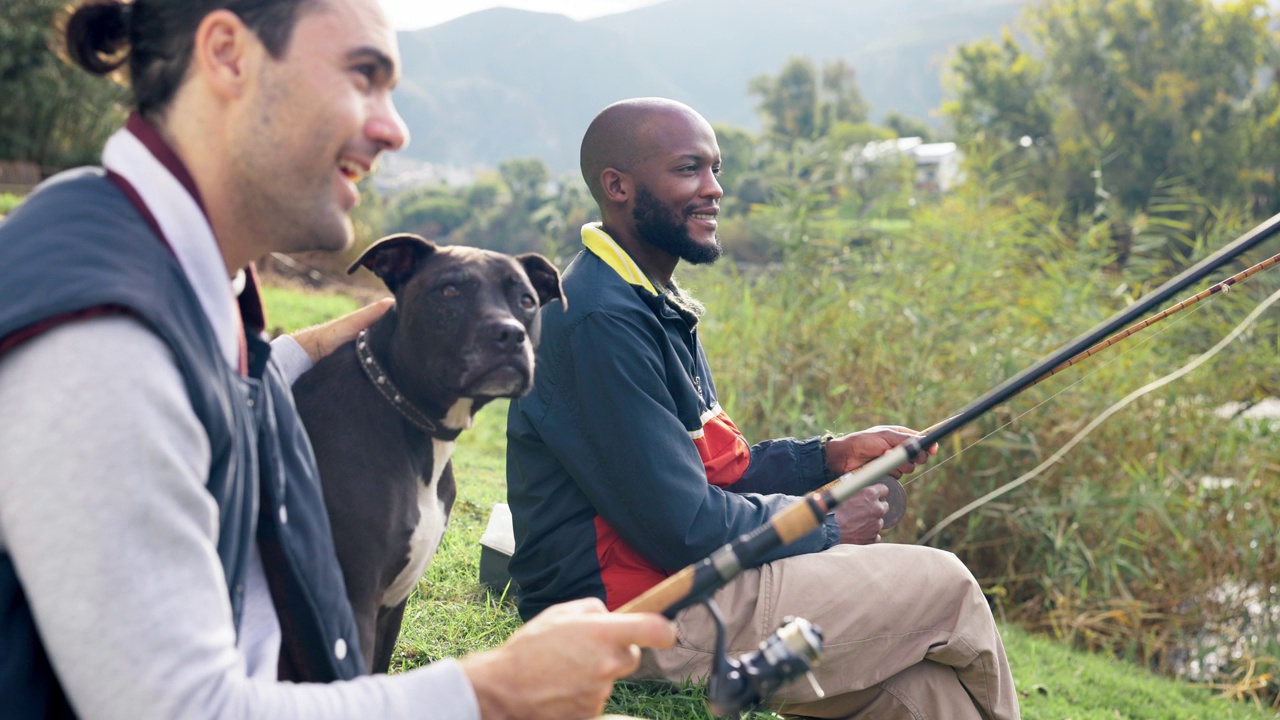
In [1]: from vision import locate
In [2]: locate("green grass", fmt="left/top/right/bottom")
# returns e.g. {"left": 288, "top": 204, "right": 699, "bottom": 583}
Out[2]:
{"left": 260, "top": 284, "right": 360, "bottom": 336}
{"left": 1005, "top": 626, "right": 1279, "bottom": 719}
{"left": 266, "top": 282, "right": 1280, "bottom": 719}
{"left": 0, "top": 192, "right": 25, "bottom": 216}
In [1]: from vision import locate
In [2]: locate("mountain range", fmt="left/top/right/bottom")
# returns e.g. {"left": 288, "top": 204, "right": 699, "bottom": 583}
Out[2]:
{"left": 392, "top": 0, "right": 1025, "bottom": 174}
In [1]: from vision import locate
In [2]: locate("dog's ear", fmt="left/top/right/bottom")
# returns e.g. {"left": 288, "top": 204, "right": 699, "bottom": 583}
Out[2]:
{"left": 516, "top": 253, "right": 567, "bottom": 310}
{"left": 348, "top": 234, "right": 438, "bottom": 293}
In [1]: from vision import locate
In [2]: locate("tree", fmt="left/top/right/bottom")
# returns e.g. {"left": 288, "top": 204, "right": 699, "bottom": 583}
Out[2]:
{"left": 749, "top": 57, "right": 869, "bottom": 146}
{"left": 0, "top": 0, "right": 128, "bottom": 170}
{"left": 945, "top": 0, "right": 1279, "bottom": 264}
{"left": 881, "top": 112, "right": 934, "bottom": 142}
{"left": 530, "top": 175, "right": 596, "bottom": 259}
{"left": 392, "top": 189, "right": 472, "bottom": 238}
{"left": 497, "top": 157, "right": 549, "bottom": 212}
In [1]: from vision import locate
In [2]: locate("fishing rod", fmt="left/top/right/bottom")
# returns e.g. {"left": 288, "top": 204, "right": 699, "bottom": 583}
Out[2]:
{"left": 618, "top": 211, "right": 1280, "bottom": 621}
{"left": 994, "top": 248, "right": 1280, "bottom": 396}
{"left": 855, "top": 247, "right": 1280, "bottom": 528}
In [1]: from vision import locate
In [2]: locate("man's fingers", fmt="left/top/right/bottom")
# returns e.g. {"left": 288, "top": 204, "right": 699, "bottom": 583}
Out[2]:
{"left": 327, "top": 298, "right": 394, "bottom": 348}
{"left": 291, "top": 297, "right": 394, "bottom": 362}
{"left": 617, "top": 643, "right": 643, "bottom": 677}
{"left": 592, "top": 640, "right": 644, "bottom": 681}
{"left": 542, "top": 596, "right": 609, "bottom": 620}
{"left": 872, "top": 426, "right": 939, "bottom": 457}
{"left": 600, "top": 612, "right": 677, "bottom": 650}
{"left": 882, "top": 424, "right": 919, "bottom": 435}
{"left": 349, "top": 296, "right": 395, "bottom": 322}
{"left": 325, "top": 297, "right": 393, "bottom": 337}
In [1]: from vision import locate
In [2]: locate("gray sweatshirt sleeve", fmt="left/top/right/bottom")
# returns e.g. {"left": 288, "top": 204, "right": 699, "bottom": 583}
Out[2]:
{"left": 270, "top": 332, "right": 314, "bottom": 385}
{"left": 0, "top": 316, "right": 479, "bottom": 720}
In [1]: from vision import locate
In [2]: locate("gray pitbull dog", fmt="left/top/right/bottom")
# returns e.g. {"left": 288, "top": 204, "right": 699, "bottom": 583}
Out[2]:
{"left": 293, "top": 233, "right": 564, "bottom": 673}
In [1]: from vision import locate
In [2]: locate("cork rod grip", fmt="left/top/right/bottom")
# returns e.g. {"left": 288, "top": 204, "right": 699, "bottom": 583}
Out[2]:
{"left": 617, "top": 565, "right": 696, "bottom": 614}
{"left": 771, "top": 497, "right": 825, "bottom": 543}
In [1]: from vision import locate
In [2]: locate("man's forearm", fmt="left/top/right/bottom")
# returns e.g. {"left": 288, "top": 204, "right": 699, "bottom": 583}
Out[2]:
{"left": 726, "top": 436, "right": 830, "bottom": 496}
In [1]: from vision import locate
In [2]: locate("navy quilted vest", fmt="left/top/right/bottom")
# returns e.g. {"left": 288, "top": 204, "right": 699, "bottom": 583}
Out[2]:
{"left": 0, "top": 169, "right": 365, "bottom": 718}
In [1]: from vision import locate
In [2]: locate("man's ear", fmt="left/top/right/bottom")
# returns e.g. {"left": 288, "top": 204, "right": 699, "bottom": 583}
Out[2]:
{"left": 600, "top": 168, "right": 631, "bottom": 204}
{"left": 349, "top": 234, "right": 439, "bottom": 294}
{"left": 191, "top": 9, "right": 259, "bottom": 101}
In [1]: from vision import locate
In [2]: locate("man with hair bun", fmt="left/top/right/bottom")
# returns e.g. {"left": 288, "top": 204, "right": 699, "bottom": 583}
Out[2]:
{"left": 0, "top": 2, "right": 673, "bottom": 719}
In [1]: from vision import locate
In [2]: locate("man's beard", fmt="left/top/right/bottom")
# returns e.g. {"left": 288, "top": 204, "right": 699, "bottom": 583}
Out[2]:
{"left": 633, "top": 185, "right": 723, "bottom": 265}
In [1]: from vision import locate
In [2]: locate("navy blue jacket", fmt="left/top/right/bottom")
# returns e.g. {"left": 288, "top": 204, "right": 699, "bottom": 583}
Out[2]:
{"left": 506, "top": 227, "right": 838, "bottom": 620}
{"left": 0, "top": 169, "right": 365, "bottom": 718}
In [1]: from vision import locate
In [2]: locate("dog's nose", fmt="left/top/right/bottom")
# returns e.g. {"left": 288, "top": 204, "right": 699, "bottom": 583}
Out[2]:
{"left": 492, "top": 319, "right": 527, "bottom": 353}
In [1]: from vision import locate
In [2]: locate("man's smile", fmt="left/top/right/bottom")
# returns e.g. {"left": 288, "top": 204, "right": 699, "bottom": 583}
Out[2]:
{"left": 689, "top": 207, "right": 719, "bottom": 224}
{"left": 337, "top": 157, "right": 369, "bottom": 184}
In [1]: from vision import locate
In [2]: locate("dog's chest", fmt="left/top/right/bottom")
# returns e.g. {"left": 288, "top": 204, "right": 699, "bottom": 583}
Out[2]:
{"left": 380, "top": 437, "right": 455, "bottom": 608}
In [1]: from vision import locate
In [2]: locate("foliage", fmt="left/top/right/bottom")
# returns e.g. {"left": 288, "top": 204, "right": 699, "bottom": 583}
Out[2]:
{"left": 710, "top": 123, "right": 766, "bottom": 219}
{"left": 716, "top": 56, "right": 941, "bottom": 260}
{"left": 0, "top": 192, "right": 25, "bottom": 216}
{"left": 497, "top": 157, "right": 549, "bottom": 213}
{"left": 882, "top": 112, "right": 934, "bottom": 143}
{"left": 0, "top": 0, "right": 128, "bottom": 170}
{"left": 376, "top": 157, "right": 596, "bottom": 261}
{"left": 749, "top": 56, "right": 870, "bottom": 147}
{"left": 944, "top": 0, "right": 1280, "bottom": 263}
{"left": 391, "top": 188, "right": 473, "bottom": 238}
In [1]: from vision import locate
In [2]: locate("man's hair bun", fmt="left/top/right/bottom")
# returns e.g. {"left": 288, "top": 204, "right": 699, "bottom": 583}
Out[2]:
{"left": 64, "top": 0, "right": 132, "bottom": 75}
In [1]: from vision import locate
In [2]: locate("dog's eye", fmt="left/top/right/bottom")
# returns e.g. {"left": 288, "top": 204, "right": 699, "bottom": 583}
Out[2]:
{"left": 441, "top": 284, "right": 460, "bottom": 299}
{"left": 519, "top": 294, "right": 537, "bottom": 311}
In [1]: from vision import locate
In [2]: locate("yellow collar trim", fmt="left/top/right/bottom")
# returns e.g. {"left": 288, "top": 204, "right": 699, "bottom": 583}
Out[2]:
{"left": 580, "top": 223, "right": 657, "bottom": 295}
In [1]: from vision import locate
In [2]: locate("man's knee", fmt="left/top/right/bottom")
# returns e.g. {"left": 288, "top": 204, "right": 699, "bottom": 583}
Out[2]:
{"left": 911, "top": 546, "right": 985, "bottom": 601}
{"left": 880, "top": 660, "right": 985, "bottom": 720}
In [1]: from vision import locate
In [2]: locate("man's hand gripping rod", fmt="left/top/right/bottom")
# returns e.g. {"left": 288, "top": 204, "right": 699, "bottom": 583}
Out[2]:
{"left": 619, "top": 209, "right": 1280, "bottom": 618}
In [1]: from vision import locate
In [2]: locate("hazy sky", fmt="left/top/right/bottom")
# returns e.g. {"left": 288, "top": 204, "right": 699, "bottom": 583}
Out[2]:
{"left": 379, "top": 0, "right": 669, "bottom": 31}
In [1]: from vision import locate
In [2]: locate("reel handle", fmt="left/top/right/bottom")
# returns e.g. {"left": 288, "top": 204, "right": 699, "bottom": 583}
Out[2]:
{"left": 704, "top": 599, "right": 825, "bottom": 718}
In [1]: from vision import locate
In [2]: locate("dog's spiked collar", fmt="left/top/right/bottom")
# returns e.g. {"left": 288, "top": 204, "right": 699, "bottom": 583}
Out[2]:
{"left": 355, "top": 329, "right": 464, "bottom": 441}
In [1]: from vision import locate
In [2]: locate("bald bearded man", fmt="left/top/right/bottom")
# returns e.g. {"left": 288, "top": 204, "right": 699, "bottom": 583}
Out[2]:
{"left": 506, "top": 98, "right": 1022, "bottom": 719}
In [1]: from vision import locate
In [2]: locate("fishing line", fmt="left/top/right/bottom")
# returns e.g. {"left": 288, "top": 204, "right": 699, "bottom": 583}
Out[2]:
{"left": 917, "top": 283, "right": 1280, "bottom": 545}
{"left": 899, "top": 298, "right": 1210, "bottom": 490}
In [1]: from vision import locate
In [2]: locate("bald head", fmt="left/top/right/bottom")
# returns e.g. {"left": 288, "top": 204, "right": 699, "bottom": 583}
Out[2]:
{"left": 580, "top": 98, "right": 712, "bottom": 206}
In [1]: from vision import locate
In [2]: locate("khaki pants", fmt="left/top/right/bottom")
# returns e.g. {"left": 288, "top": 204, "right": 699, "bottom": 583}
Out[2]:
{"left": 635, "top": 544, "right": 1020, "bottom": 719}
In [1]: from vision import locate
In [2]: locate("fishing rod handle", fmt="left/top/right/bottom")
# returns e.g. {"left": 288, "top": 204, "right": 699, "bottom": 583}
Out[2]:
{"left": 618, "top": 564, "right": 697, "bottom": 615}
{"left": 621, "top": 448, "right": 911, "bottom": 616}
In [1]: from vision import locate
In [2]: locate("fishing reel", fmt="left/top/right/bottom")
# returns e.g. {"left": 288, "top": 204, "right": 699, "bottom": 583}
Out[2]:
{"left": 703, "top": 599, "right": 826, "bottom": 718}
